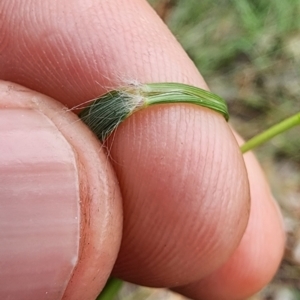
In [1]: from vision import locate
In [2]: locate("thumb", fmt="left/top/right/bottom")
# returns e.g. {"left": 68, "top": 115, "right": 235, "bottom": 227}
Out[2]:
{"left": 0, "top": 81, "right": 122, "bottom": 300}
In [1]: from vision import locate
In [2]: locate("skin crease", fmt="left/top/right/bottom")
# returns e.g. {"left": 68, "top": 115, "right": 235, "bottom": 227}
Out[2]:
{"left": 0, "top": 0, "right": 285, "bottom": 298}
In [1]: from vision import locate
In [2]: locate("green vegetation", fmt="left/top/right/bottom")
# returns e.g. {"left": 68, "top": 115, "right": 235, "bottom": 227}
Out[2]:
{"left": 80, "top": 83, "right": 229, "bottom": 141}
{"left": 96, "top": 278, "right": 123, "bottom": 300}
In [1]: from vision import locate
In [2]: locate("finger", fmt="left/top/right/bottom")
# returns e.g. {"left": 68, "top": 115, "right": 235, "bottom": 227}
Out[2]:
{"left": 1, "top": 0, "right": 206, "bottom": 108}
{"left": 1, "top": 0, "right": 250, "bottom": 286}
{"left": 0, "top": 0, "right": 281, "bottom": 294}
{"left": 109, "top": 102, "right": 250, "bottom": 287}
{"left": 174, "top": 135, "right": 285, "bottom": 299}
{"left": 0, "top": 81, "right": 122, "bottom": 300}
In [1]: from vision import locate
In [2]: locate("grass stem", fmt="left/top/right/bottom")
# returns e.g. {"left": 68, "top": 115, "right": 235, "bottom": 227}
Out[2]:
{"left": 96, "top": 278, "right": 123, "bottom": 300}
{"left": 240, "top": 112, "right": 300, "bottom": 154}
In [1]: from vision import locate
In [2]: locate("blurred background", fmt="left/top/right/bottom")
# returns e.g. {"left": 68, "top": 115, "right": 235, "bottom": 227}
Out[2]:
{"left": 115, "top": 0, "right": 300, "bottom": 299}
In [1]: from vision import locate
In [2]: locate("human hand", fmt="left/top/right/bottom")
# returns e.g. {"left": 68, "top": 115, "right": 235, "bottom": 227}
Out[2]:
{"left": 0, "top": 0, "right": 285, "bottom": 299}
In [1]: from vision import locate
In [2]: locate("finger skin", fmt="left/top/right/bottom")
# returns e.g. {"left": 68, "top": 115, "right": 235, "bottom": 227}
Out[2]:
{"left": 0, "top": 0, "right": 284, "bottom": 296}
{"left": 108, "top": 103, "right": 249, "bottom": 286}
{"left": 0, "top": 81, "right": 123, "bottom": 300}
{"left": 175, "top": 140, "right": 285, "bottom": 299}
{"left": 0, "top": 0, "right": 206, "bottom": 108}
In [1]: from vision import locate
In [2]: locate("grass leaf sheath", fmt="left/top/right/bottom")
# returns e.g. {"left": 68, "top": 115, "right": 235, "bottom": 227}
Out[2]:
{"left": 79, "top": 83, "right": 229, "bottom": 142}
{"left": 79, "top": 82, "right": 299, "bottom": 153}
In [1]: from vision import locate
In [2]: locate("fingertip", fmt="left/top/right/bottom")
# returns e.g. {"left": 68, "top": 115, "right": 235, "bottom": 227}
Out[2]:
{"left": 108, "top": 103, "right": 250, "bottom": 286}
{"left": 175, "top": 143, "right": 285, "bottom": 300}
{"left": 0, "top": 81, "right": 123, "bottom": 300}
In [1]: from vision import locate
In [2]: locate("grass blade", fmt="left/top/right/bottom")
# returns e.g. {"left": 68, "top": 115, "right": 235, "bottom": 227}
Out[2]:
{"left": 241, "top": 112, "right": 300, "bottom": 153}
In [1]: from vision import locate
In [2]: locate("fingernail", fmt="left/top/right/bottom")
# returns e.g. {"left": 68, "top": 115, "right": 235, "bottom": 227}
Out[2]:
{"left": 0, "top": 108, "right": 80, "bottom": 299}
